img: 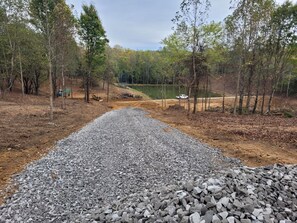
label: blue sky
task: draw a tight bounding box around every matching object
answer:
[66,0,296,50]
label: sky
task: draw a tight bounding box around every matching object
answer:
[66,0,296,50]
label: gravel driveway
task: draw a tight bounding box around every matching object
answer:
[0,108,236,222]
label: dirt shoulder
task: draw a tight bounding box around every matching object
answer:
[111,99,297,167]
[0,93,110,203]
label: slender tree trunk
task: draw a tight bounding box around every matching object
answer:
[222,72,226,113]
[267,78,279,114]
[86,71,90,103]
[164,83,167,109]
[193,82,198,114]
[238,79,245,115]
[233,70,241,115]
[193,88,197,113]
[208,80,211,110]
[252,78,260,114]
[71,76,73,99]
[201,84,205,112]
[267,89,274,114]
[7,37,15,92]
[161,84,164,109]
[204,75,208,111]
[106,79,110,103]
[239,96,244,114]
[261,80,266,115]
[18,47,24,96]
[187,86,192,115]
[286,74,291,97]
[178,80,181,106]
[61,64,66,109]
[49,60,54,121]
[9,52,14,92]
[245,68,254,113]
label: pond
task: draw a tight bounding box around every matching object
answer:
[128,85,220,99]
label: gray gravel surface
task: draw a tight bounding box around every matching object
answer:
[98,164,297,223]
[0,108,236,222]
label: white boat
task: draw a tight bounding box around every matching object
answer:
[176,94,188,99]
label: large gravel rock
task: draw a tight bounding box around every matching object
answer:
[93,164,297,223]
[0,108,236,222]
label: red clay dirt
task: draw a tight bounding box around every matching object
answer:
[1,85,297,204]
[0,92,110,203]
[111,97,297,167]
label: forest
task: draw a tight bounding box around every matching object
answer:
[0,0,296,118]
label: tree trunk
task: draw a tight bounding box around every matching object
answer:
[261,80,266,115]
[164,83,167,109]
[201,84,205,112]
[86,71,90,103]
[208,80,211,110]
[9,53,14,92]
[245,68,253,113]
[286,74,291,97]
[33,69,40,95]
[106,79,110,103]
[193,82,199,114]
[18,47,24,96]
[161,83,164,109]
[267,89,274,114]
[205,75,208,111]
[178,80,181,106]
[187,86,191,115]
[233,70,241,115]
[61,64,66,109]
[239,94,244,114]
[49,60,54,121]
[222,73,226,113]
[252,73,261,114]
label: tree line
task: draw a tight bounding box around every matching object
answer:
[109,0,297,115]
[1,0,296,118]
[0,0,109,120]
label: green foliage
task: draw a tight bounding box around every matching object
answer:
[271,1,297,47]
[29,0,62,35]
[284,111,295,118]
[79,4,108,69]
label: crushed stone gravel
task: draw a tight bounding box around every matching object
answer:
[0,108,237,222]
[95,164,297,223]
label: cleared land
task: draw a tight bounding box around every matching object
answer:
[0,93,110,203]
[0,108,237,222]
[0,84,297,203]
[111,96,297,167]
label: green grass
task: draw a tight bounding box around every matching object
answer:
[128,85,221,99]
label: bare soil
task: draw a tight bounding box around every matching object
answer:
[1,83,297,203]
[0,92,110,203]
[111,97,297,167]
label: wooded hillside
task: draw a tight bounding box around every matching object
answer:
[0,0,296,117]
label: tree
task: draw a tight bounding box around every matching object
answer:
[173,0,211,114]
[53,2,76,109]
[225,0,275,115]
[30,0,59,120]
[17,26,46,95]
[265,1,297,113]
[79,4,108,103]
[0,0,29,95]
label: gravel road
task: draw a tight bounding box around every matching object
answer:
[0,108,237,222]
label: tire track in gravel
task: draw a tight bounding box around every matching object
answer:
[0,108,238,222]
